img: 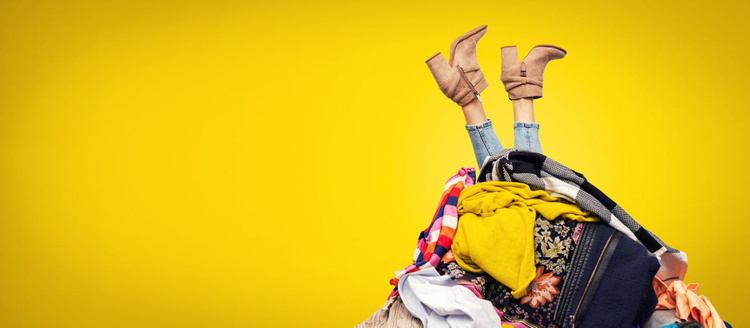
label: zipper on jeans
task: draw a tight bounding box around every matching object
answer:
[456,65,482,102]
[569,230,622,328]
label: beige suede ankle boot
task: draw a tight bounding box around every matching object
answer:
[426,25,489,107]
[500,45,566,100]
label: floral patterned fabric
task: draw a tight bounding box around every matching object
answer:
[438,214,581,328]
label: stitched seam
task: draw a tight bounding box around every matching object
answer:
[478,127,492,155]
[526,131,532,150]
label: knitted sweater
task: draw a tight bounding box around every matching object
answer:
[477,148,688,284]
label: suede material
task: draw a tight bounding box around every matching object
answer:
[426,25,488,107]
[500,45,566,100]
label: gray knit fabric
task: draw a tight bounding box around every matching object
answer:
[478,148,688,281]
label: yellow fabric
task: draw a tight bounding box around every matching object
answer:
[451,181,599,299]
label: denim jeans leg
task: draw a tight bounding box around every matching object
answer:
[513,122,542,154]
[465,119,504,168]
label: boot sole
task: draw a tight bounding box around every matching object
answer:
[532,44,567,55]
[502,44,568,56]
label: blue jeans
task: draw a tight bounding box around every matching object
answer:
[465,119,542,168]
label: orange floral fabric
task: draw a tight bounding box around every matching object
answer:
[652,277,725,328]
[520,266,561,308]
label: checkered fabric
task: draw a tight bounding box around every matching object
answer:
[477,148,688,282]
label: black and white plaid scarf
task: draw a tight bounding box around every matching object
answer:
[478,148,688,282]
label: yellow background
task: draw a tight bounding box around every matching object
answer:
[1,0,747,326]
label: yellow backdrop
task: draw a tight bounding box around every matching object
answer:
[1,0,747,327]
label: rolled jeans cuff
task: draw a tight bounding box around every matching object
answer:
[513,122,542,154]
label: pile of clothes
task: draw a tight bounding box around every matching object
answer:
[358,149,729,328]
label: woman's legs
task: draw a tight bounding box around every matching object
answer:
[512,98,542,154]
[464,97,542,168]
[463,99,504,168]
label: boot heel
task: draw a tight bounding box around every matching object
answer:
[501,46,519,73]
[426,52,452,95]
